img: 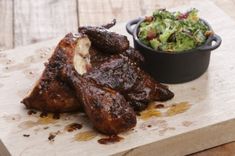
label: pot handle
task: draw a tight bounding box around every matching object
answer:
[197,34,222,51]
[126,18,142,35]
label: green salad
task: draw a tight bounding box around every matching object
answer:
[138,9,213,52]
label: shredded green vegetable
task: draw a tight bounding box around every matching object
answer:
[138,8,213,52]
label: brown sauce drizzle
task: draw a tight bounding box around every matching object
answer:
[18,121,38,129]
[48,134,56,141]
[48,131,61,142]
[135,112,141,116]
[52,113,60,119]
[98,135,124,145]
[155,104,164,109]
[23,134,30,137]
[139,107,161,120]
[37,114,56,125]
[166,102,190,116]
[40,112,60,120]
[27,110,37,115]
[65,123,82,132]
[74,131,97,141]
[40,112,48,118]
[139,101,191,120]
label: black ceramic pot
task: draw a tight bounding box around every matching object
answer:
[126,18,222,84]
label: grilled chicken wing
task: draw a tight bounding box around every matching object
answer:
[22,33,92,112]
[80,25,173,111]
[79,26,129,54]
[22,78,81,113]
[86,54,174,111]
[60,65,136,134]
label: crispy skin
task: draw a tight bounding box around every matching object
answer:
[79,26,129,54]
[21,35,83,113]
[22,79,81,113]
[86,54,174,111]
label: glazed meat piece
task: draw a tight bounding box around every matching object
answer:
[80,24,173,111]
[60,65,136,134]
[89,46,144,67]
[21,78,81,113]
[21,36,91,113]
[79,26,129,54]
[85,54,174,111]
[22,33,92,113]
[80,22,143,64]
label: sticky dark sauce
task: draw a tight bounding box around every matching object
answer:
[23,134,30,137]
[135,112,141,116]
[27,110,37,115]
[48,134,56,141]
[98,135,124,145]
[40,112,48,118]
[155,104,164,109]
[52,113,60,119]
[65,123,82,132]
[48,131,61,142]
[74,131,97,141]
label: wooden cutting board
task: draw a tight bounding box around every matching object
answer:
[1,1,235,155]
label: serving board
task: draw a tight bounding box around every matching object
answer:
[1,1,235,156]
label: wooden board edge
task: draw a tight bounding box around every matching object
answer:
[115,119,235,156]
[0,139,11,156]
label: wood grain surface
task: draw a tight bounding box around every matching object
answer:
[78,0,190,25]
[0,0,235,50]
[1,0,235,155]
[1,0,235,49]
[190,142,235,156]
[0,0,13,50]
[78,0,235,25]
[13,0,78,47]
